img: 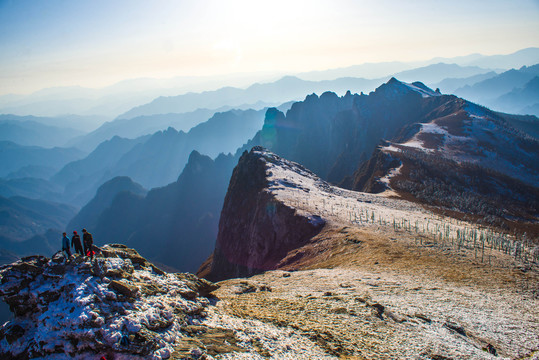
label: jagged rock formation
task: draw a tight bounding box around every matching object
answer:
[241,78,450,184]
[208,147,325,281]
[0,245,220,359]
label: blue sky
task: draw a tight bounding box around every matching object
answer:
[0,0,538,95]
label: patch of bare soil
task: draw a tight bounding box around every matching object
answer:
[433,110,468,136]
[213,223,539,359]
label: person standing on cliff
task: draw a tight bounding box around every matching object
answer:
[71,230,83,256]
[62,232,71,258]
[82,228,94,260]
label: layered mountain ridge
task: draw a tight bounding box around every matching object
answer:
[69,77,538,275]
[1,98,538,359]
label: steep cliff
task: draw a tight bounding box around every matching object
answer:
[208,147,325,281]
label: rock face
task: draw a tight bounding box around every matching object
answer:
[208,147,325,281]
[0,244,219,359]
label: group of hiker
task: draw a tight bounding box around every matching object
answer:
[61,228,94,259]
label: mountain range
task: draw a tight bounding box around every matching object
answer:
[68,78,538,274]
[0,196,76,255]
[0,55,538,269]
[51,108,265,206]
[0,141,85,178]
[454,64,539,115]
[69,151,236,273]
[0,63,538,359]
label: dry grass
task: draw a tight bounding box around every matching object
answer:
[274,223,538,292]
[212,222,538,359]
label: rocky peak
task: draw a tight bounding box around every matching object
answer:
[0,245,219,359]
[207,147,326,281]
[375,77,441,99]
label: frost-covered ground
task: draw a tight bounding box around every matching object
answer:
[262,150,537,264]
[380,102,539,187]
[0,247,211,359]
[215,267,538,360]
[0,245,351,359]
[202,149,538,359]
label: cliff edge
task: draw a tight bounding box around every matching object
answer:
[208,147,325,281]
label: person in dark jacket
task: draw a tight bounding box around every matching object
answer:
[62,232,71,257]
[82,228,94,260]
[71,230,83,256]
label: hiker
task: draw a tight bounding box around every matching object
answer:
[61,232,71,258]
[82,228,94,260]
[71,230,83,256]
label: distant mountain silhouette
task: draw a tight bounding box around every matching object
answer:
[52,108,265,205]
[521,103,539,118]
[0,196,76,249]
[430,47,539,69]
[454,64,539,106]
[5,165,57,180]
[0,114,105,133]
[394,63,494,85]
[118,76,383,119]
[0,177,62,201]
[68,108,217,153]
[49,135,148,206]
[0,141,85,178]
[296,48,539,82]
[495,76,539,116]
[107,108,264,189]
[462,47,539,69]
[0,117,83,148]
[52,136,148,188]
[66,176,147,233]
[72,151,237,272]
[431,72,498,94]
[0,229,62,260]
[0,73,277,118]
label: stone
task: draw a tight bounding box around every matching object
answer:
[443,321,467,337]
[175,273,219,297]
[108,280,139,298]
[415,313,432,323]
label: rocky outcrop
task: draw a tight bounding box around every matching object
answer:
[208,147,325,281]
[0,244,219,359]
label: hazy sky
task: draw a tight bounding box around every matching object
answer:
[1,0,538,95]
